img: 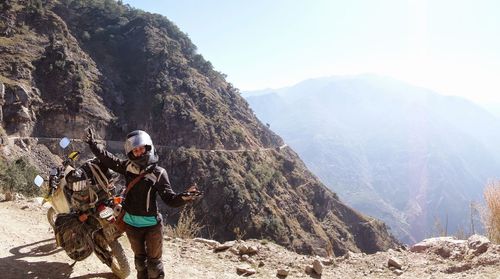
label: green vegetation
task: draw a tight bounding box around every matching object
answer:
[0,157,40,197]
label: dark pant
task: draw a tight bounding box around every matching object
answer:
[125,222,164,279]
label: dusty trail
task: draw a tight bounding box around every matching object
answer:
[1,199,500,279]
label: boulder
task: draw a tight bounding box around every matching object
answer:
[312,258,323,275]
[467,234,490,255]
[410,237,466,253]
[388,257,403,269]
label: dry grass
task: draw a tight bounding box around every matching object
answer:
[484,181,500,244]
[165,207,204,239]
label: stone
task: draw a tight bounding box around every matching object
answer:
[321,257,336,266]
[238,244,249,254]
[247,245,259,255]
[312,258,323,275]
[17,106,31,121]
[0,82,5,100]
[388,257,403,270]
[228,247,239,255]
[193,238,220,247]
[410,237,466,253]
[214,240,235,252]
[467,234,490,255]
[304,265,313,274]
[277,268,289,276]
[4,192,13,201]
[393,269,404,276]
[236,266,256,276]
[241,254,249,261]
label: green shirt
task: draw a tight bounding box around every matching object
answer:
[123,212,158,227]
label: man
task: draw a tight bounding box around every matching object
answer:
[86,129,200,279]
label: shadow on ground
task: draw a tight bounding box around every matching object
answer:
[0,238,117,278]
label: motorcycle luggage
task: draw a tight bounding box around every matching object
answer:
[54,213,93,261]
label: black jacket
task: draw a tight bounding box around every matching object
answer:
[88,141,186,217]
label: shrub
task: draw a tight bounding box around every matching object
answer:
[0,157,40,197]
[165,207,204,239]
[484,181,500,243]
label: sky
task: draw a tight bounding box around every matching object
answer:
[122,0,500,105]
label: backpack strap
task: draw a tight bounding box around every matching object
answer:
[123,172,147,197]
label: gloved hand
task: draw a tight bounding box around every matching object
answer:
[86,128,96,144]
[181,184,203,201]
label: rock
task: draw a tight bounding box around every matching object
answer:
[0,193,4,201]
[321,257,336,266]
[193,238,220,247]
[228,247,239,255]
[241,254,249,261]
[435,246,452,258]
[304,265,313,274]
[238,244,249,254]
[312,259,323,275]
[277,268,289,276]
[236,266,256,276]
[247,258,257,266]
[393,269,404,276]
[15,84,30,106]
[17,106,32,121]
[14,193,26,201]
[343,251,362,260]
[0,82,5,100]
[467,234,490,255]
[258,261,265,267]
[247,245,259,255]
[20,205,29,210]
[214,240,235,252]
[388,257,403,269]
[4,192,13,201]
[410,237,466,253]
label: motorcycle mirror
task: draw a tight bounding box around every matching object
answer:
[34,175,44,187]
[59,137,71,149]
[49,167,58,176]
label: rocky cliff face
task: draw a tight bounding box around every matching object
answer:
[0,0,398,256]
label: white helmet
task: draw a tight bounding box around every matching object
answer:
[124,130,158,168]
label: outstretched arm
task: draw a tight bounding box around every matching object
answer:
[155,168,186,208]
[86,129,127,175]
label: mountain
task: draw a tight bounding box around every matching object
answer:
[245,75,500,243]
[0,0,398,256]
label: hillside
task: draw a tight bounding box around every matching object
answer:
[1,198,499,278]
[245,75,500,243]
[0,0,397,256]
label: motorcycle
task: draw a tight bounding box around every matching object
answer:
[34,137,130,279]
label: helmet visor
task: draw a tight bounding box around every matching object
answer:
[124,132,153,155]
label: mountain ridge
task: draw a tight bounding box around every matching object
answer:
[0,0,397,256]
[245,75,499,243]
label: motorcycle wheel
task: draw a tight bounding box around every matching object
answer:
[47,207,57,229]
[109,239,130,279]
